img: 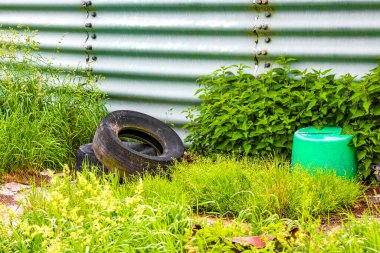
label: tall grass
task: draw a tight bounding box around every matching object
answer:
[0,28,107,172]
[133,156,362,219]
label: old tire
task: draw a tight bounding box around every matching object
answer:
[75,143,108,176]
[93,110,184,177]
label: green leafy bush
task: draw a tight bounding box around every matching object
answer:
[184,57,380,179]
[0,28,108,172]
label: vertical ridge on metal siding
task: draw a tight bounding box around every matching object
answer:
[267,0,380,76]
[88,0,259,133]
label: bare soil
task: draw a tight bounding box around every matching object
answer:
[0,170,51,186]
[0,194,18,206]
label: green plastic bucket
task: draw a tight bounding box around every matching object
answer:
[291,126,357,179]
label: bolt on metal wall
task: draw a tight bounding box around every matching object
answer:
[1,0,380,140]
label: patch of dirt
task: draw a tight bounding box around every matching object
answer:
[351,186,380,217]
[0,194,18,206]
[0,170,51,186]
[0,170,55,215]
[319,186,380,230]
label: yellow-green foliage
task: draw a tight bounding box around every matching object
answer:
[0,166,190,252]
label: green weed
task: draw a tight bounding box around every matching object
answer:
[129,156,362,219]
[0,28,107,173]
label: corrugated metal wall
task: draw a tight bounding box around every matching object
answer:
[268,0,380,76]
[1,0,380,139]
[0,0,88,70]
[87,0,260,139]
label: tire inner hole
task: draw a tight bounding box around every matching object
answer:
[118,128,163,156]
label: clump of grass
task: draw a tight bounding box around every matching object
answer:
[135,156,362,219]
[0,28,107,173]
[0,165,191,252]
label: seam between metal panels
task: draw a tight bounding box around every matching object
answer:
[252,13,260,74]
[254,0,272,73]
[82,0,97,72]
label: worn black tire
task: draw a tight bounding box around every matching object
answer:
[93,110,184,177]
[75,143,108,176]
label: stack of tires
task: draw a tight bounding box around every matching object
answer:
[75,110,184,178]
